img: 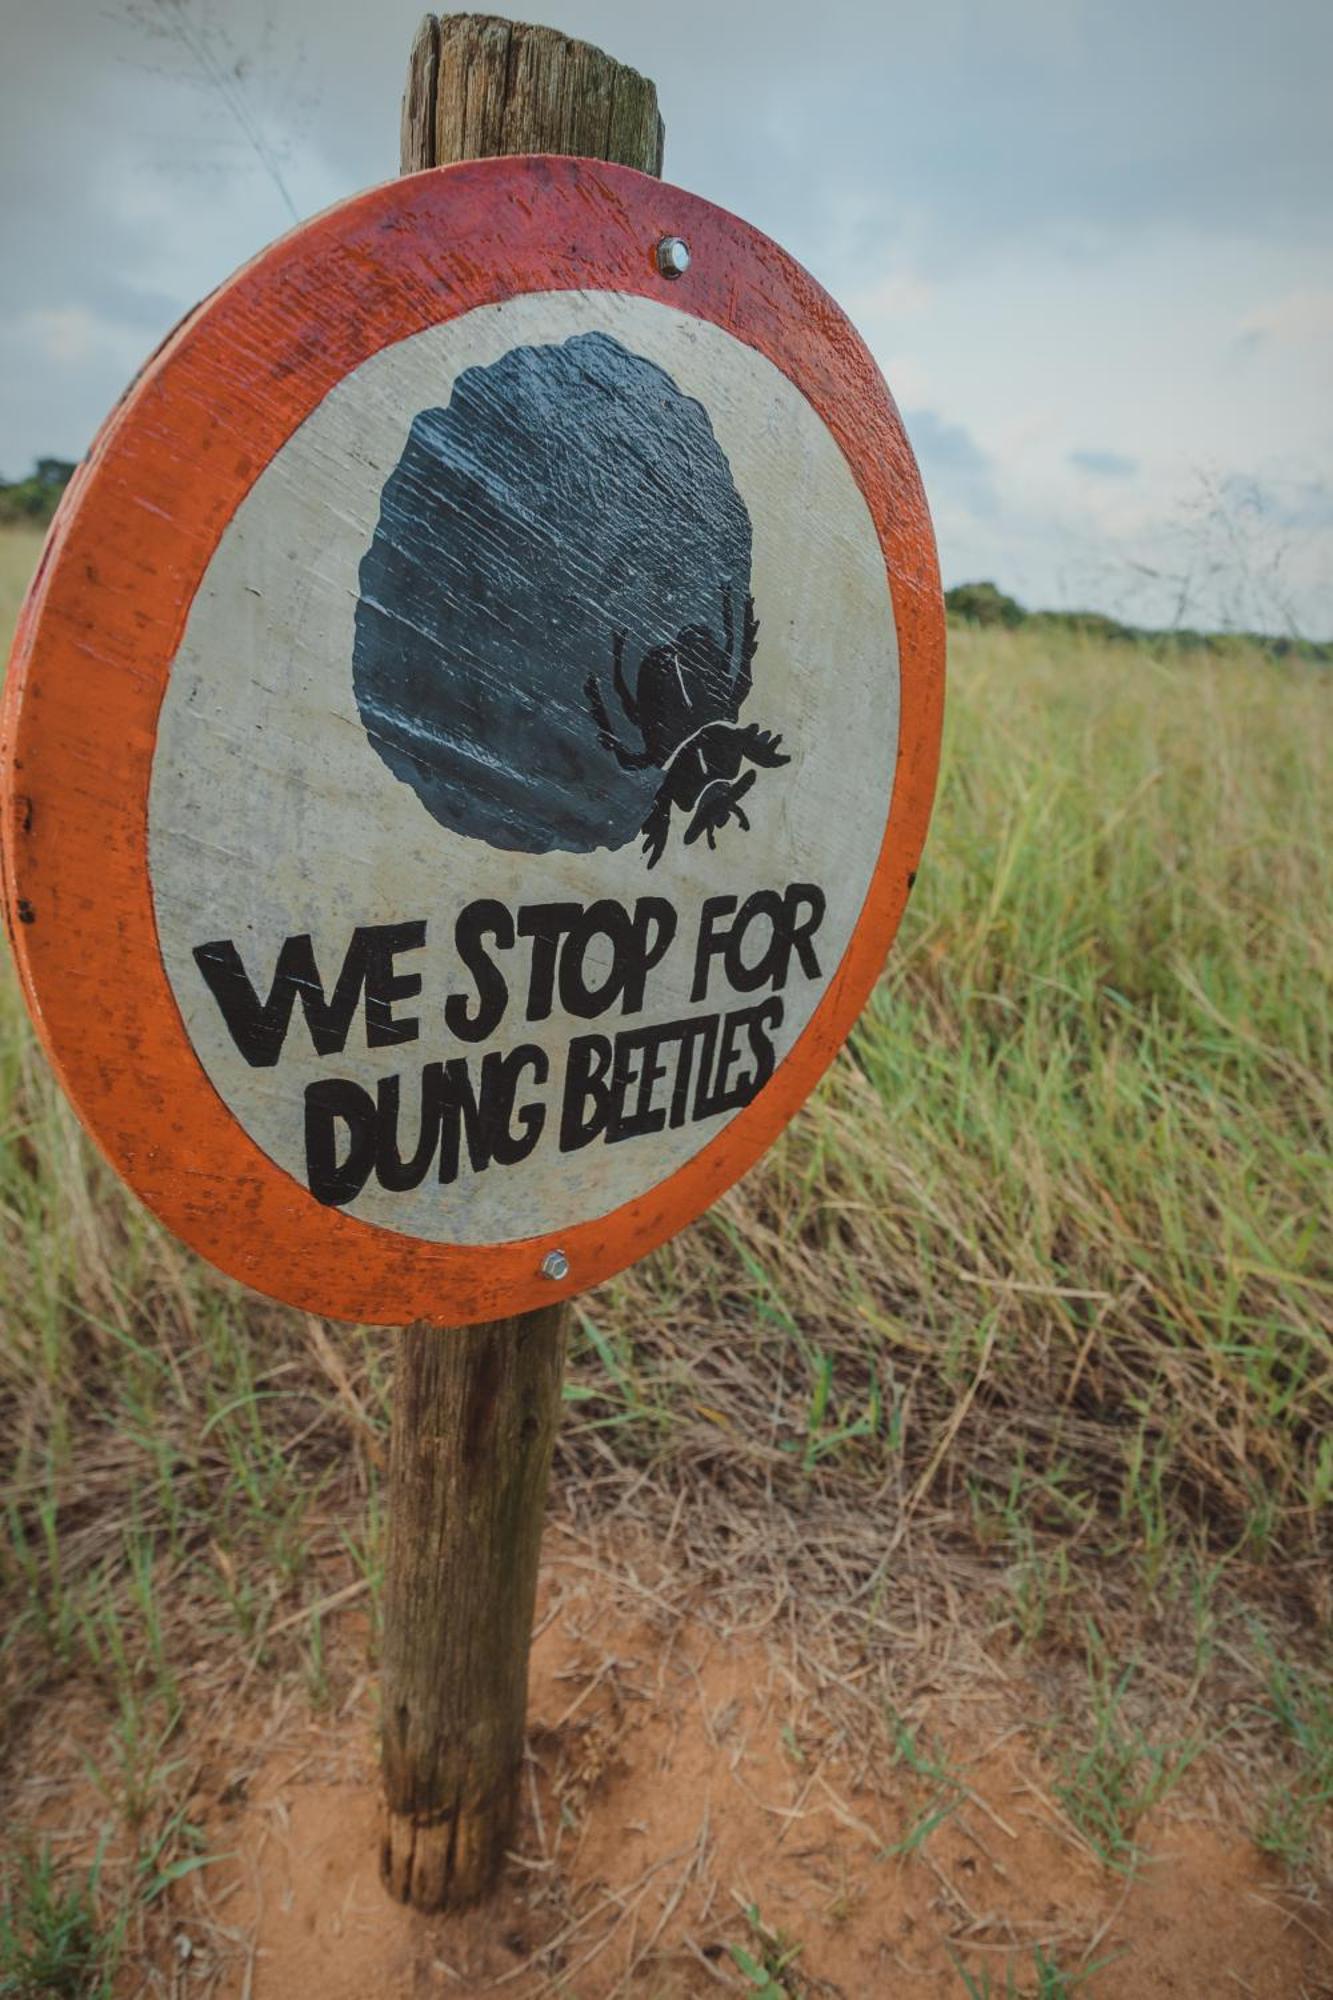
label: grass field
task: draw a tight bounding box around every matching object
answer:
[0,520,1329,1995]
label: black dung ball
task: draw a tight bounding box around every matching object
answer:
[353,330,753,856]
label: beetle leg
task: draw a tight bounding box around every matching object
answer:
[720,583,735,664]
[732,594,760,708]
[684,769,756,850]
[736,720,788,768]
[640,786,673,869]
[585,673,654,769]
[611,629,640,725]
[743,595,760,666]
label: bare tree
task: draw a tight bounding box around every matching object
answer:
[1072,467,1307,639]
[114,0,311,223]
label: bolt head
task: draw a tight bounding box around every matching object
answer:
[541,1249,570,1282]
[656,235,691,279]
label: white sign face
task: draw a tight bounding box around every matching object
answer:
[147,290,900,1247]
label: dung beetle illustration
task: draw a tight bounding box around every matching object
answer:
[584,585,790,868]
[354,329,791,862]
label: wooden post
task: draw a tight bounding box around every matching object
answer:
[379,15,664,1913]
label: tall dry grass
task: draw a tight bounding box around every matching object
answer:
[593,623,1331,1570]
[1,527,1330,1969]
[0,528,43,639]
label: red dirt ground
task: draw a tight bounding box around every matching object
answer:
[113,1541,1327,1999]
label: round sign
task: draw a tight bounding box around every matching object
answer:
[1,156,943,1325]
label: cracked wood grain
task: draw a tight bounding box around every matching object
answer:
[379,1305,569,1906]
[379,14,664,1912]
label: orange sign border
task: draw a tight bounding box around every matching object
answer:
[1,156,944,1326]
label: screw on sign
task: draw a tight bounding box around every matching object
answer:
[0,15,944,1913]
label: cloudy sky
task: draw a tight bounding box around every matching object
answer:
[4,0,1331,634]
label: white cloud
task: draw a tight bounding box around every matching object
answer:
[876,354,932,406]
[1239,288,1333,347]
[3,0,1330,635]
[844,272,936,321]
[13,306,145,369]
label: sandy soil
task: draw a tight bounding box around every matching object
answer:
[85,1542,1322,1999]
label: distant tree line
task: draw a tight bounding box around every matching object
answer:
[0,458,78,527]
[0,462,1324,660]
[946,580,1330,664]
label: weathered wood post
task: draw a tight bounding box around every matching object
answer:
[378,15,665,1912]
